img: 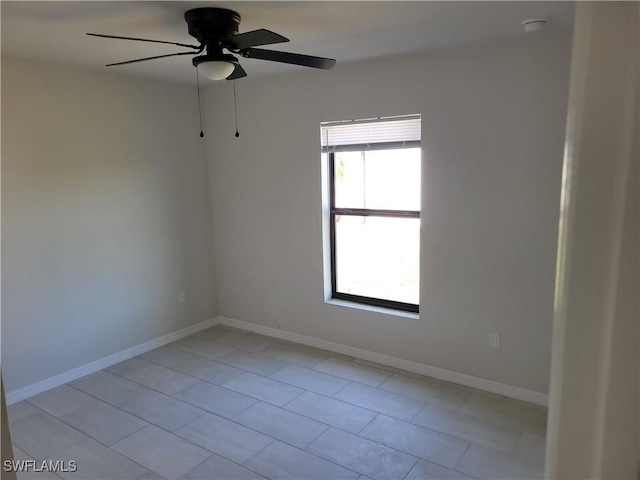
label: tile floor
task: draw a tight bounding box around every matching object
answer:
[7,325,547,480]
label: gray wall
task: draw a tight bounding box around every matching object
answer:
[1,32,571,397]
[1,56,217,392]
[204,35,571,394]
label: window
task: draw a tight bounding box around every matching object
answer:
[321,115,421,313]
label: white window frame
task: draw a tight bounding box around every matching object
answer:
[320,114,421,315]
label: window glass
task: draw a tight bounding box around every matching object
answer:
[334,216,420,305]
[323,114,421,313]
[334,149,421,211]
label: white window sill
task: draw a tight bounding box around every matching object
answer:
[326,298,420,320]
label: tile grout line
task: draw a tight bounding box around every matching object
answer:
[12,326,546,480]
[455,440,474,471]
[149,329,433,405]
[400,455,422,480]
[354,412,379,435]
[330,379,353,397]
[13,334,389,474]
[240,435,364,480]
[165,329,545,478]
[302,426,421,480]
[120,339,432,428]
[61,383,228,467]
[18,394,157,477]
[356,417,470,472]
[329,383,428,423]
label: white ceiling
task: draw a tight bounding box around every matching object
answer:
[1,1,574,85]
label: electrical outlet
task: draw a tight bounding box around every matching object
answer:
[178,291,186,304]
[488,332,501,349]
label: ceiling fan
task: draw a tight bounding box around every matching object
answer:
[87,7,337,81]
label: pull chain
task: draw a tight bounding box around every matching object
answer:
[233,80,240,138]
[196,67,204,138]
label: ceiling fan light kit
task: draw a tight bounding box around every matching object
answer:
[193,53,238,80]
[87,7,336,137]
[88,7,336,80]
[197,61,236,81]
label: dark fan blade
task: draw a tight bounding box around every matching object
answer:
[227,63,247,80]
[106,50,198,67]
[87,33,199,50]
[241,48,336,69]
[222,29,289,50]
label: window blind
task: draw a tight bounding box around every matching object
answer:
[321,114,421,152]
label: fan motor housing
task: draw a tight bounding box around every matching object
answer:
[184,8,241,46]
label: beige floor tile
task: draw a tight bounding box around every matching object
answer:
[60,400,148,445]
[106,357,154,377]
[135,471,164,479]
[123,364,200,395]
[217,350,288,376]
[351,359,425,379]
[172,381,256,418]
[244,441,359,480]
[233,402,327,448]
[459,393,547,427]
[223,372,304,406]
[120,390,205,431]
[7,401,39,423]
[12,332,545,480]
[27,385,94,417]
[182,454,266,479]
[112,425,211,479]
[360,415,470,469]
[140,345,203,369]
[314,358,392,387]
[256,343,328,368]
[412,404,520,451]
[202,329,273,353]
[168,335,235,359]
[515,432,546,460]
[270,364,350,396]
[11,412,89,460]
[48,438,148,479]
[307,427,418,480]
[284,391,377,434]
[503,397,548,418]
[405,459,474,480]
[12,447,62,480]
[141,346,246,385]
[334,383,425,421]
[269,338,356,362]
[175,412,273,463]
[378,374,471,410]
[71,371,151,407]
[459,393,548,438]
[456,432,545,479]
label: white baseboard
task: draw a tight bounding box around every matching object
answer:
[5,317,219,405]
[7,315,548,406]
[217,316,549,406]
